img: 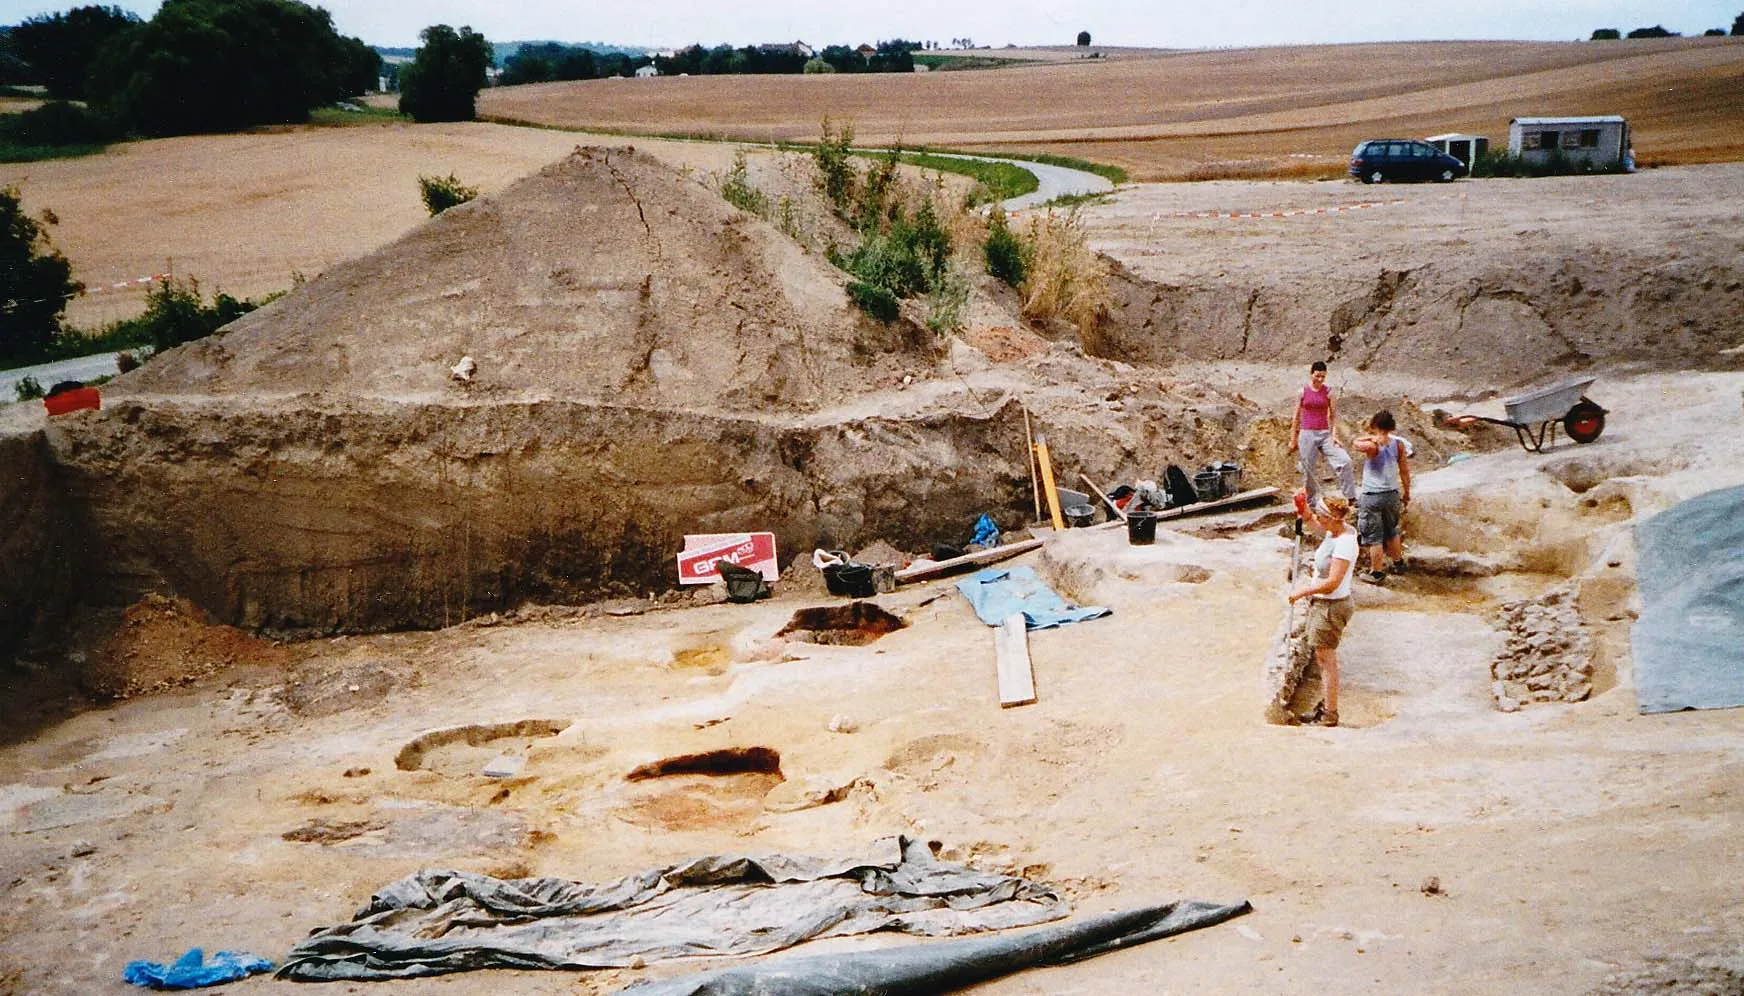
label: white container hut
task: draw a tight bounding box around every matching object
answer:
[1507,116,1630,168]
[1426,133,1489,167]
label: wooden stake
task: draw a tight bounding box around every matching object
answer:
[1079,473,1126,521]
[1033,434,1066,532]
[1022,405,1041,523]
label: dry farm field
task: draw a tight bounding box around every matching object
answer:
[481,37,1744,180]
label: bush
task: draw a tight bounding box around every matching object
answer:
[984,208,1028,286]
[802,57,835,74]
[813,117,856,215]
[1590,28,1621,40]
[1014,210,1109,335]
[418,173,478,215]
[0,100,118,146]
[718,150,768,216]
[14,375,45,401]
[98,277,260,353]
[845,279,899,323]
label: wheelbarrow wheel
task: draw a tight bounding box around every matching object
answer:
[1565,400,1606,444]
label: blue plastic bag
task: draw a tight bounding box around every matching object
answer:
[970,514,1000,548]
[123,948,273,990]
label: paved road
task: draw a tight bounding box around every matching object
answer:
[0,351,130,403]
[860,150,1115,212]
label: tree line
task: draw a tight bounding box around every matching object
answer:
[1590,11,1744,38]
[500,38,922,85]
[1,1,379,139]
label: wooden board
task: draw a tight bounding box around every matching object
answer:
[994,613,1036,707]
[1089,486,1280,530]
[894,538,1045,584]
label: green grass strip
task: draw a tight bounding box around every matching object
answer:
[0,141,107,163]
[870,150,1039,202]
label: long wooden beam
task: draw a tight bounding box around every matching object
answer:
[1089,486,1280,530]
[894,538,1045,584]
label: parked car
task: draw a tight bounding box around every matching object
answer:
[1348,139,1467,183]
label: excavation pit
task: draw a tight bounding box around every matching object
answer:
[774,603,908,646]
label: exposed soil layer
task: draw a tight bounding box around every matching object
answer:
[1083,166,1744,382]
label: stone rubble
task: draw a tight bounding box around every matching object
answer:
[1490,586,1593,711]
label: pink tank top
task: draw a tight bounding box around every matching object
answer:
[1299,384,1331,430]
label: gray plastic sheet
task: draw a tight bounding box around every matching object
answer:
[1632,483,1744,713]
[617,897,1253,995]
[277,837,1069,981]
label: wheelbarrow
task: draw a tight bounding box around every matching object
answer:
[1448,376,1607,452]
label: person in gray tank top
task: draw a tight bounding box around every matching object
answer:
[1354,410,1410,584]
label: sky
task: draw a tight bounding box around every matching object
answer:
[2,0,1739,50]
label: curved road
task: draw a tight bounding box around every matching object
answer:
[0,351,131,404]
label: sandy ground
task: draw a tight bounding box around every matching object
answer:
[2,366,1741,995]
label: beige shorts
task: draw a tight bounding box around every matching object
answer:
[1305,597,1354,649]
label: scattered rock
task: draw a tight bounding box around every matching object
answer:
[1420,875,1444,896]
[1490,586,1593,709]
[827,714,859,734]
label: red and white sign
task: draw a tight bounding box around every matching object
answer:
[676,532,779,585]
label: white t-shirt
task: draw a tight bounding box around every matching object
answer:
[1312,529,1359,600]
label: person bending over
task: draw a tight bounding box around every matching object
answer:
[1287,495,1357,728]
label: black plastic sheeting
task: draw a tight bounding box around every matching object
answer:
[617,897,1253,996]
[1633,482,1744,713]
[278,837,1070,982]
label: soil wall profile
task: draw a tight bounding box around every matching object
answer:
[45,398,1033,633]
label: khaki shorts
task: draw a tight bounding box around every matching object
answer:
[1305,597,1354,650]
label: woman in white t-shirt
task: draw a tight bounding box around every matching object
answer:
[1287,495,1357,727]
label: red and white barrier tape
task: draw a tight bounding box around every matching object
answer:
[84,273,173,296]
[1159,199,1405,220]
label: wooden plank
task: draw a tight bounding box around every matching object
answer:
[894,538,1045,584]
[994,613,1036,708]
[1079,473,1126,521]
[1034,434,1066,532]
[1023,405,1041,524]
[1089,486,1280,530]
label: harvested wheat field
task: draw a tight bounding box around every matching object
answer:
[3,46,1744,996]
[481,37,1744,179]
[0,123,745,328]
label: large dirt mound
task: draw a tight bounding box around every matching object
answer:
[127,147,930,410]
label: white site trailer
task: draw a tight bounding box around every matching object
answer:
[1507,116,1631,169]
[1426,133,1489,167]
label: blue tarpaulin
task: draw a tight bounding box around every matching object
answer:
[123,949,273,990]
[1632,483,1744,714]
[954,566,1111,630]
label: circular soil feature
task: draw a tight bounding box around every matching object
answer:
[775,603,907,646]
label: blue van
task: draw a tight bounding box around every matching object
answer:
[1348,139,1467,183]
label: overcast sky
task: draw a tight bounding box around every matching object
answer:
[3,0,1739,49]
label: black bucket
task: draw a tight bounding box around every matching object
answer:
[1126,510,1158,545]
[1193,470,1224,502]
[1063,502,1096,528]
[1217,462,1243,497]
[823,562,876,598]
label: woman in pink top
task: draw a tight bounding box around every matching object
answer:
[1288,361,1355,502]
